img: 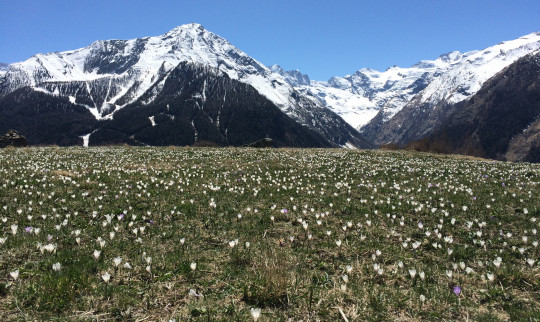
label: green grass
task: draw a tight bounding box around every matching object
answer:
[0,146,539,320]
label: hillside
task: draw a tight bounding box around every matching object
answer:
[412,51,540,162]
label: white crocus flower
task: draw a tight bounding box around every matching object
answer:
[250,308,261,321]
[113,257,122,267]
[10,270,19,280]
[52,262,61,272]
[102,272,111,283]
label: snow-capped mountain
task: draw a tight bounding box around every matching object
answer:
[413,33,540,108]
[414,50,540,162]
[3,24,539,151]
[269,65,311,86]
[1,23,296,120]
[0,24,370,148]
[289,32,540,140]
[290,53,461,129]
[362,32,540,145]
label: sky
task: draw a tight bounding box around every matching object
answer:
[1,0,540,80]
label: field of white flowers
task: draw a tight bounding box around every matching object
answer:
[0,147,538,320]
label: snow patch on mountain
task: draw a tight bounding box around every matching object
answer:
[80,130,97,147]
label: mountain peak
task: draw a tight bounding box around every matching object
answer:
[269,64,310,86]
[269,64,284,72]
[438,51,461,62]
[162,23,209,39]
[170,23,205,32]
[1,23,295,121]
[358,67,377,74]
[184,22,204,29]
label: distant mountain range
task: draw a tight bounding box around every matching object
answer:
[1,24,539,161]
[269,33,540,161]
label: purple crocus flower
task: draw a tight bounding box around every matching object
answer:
[453,286,461,296]
[25,226,33,233]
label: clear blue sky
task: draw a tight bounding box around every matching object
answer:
[1,0,539,80]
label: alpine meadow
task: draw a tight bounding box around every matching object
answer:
[2,1,540,320]
[0,146,539,320]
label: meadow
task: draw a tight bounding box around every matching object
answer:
[0,146,538,321]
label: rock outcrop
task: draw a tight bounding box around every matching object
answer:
[0,130,28,148]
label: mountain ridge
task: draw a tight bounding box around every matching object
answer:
[411,50,540,162]
[281,32,540,139]
[0,24,371,148]
[2,25,540,156]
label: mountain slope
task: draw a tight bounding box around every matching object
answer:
[0,63,336,147]
[412,50,540,162]
[92,62,335,147]
[360,32,540,145]
[0,24,370,148]
[282,32,540,143]
[0,87,99,146]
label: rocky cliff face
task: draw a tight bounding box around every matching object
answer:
[269,65,311,86]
